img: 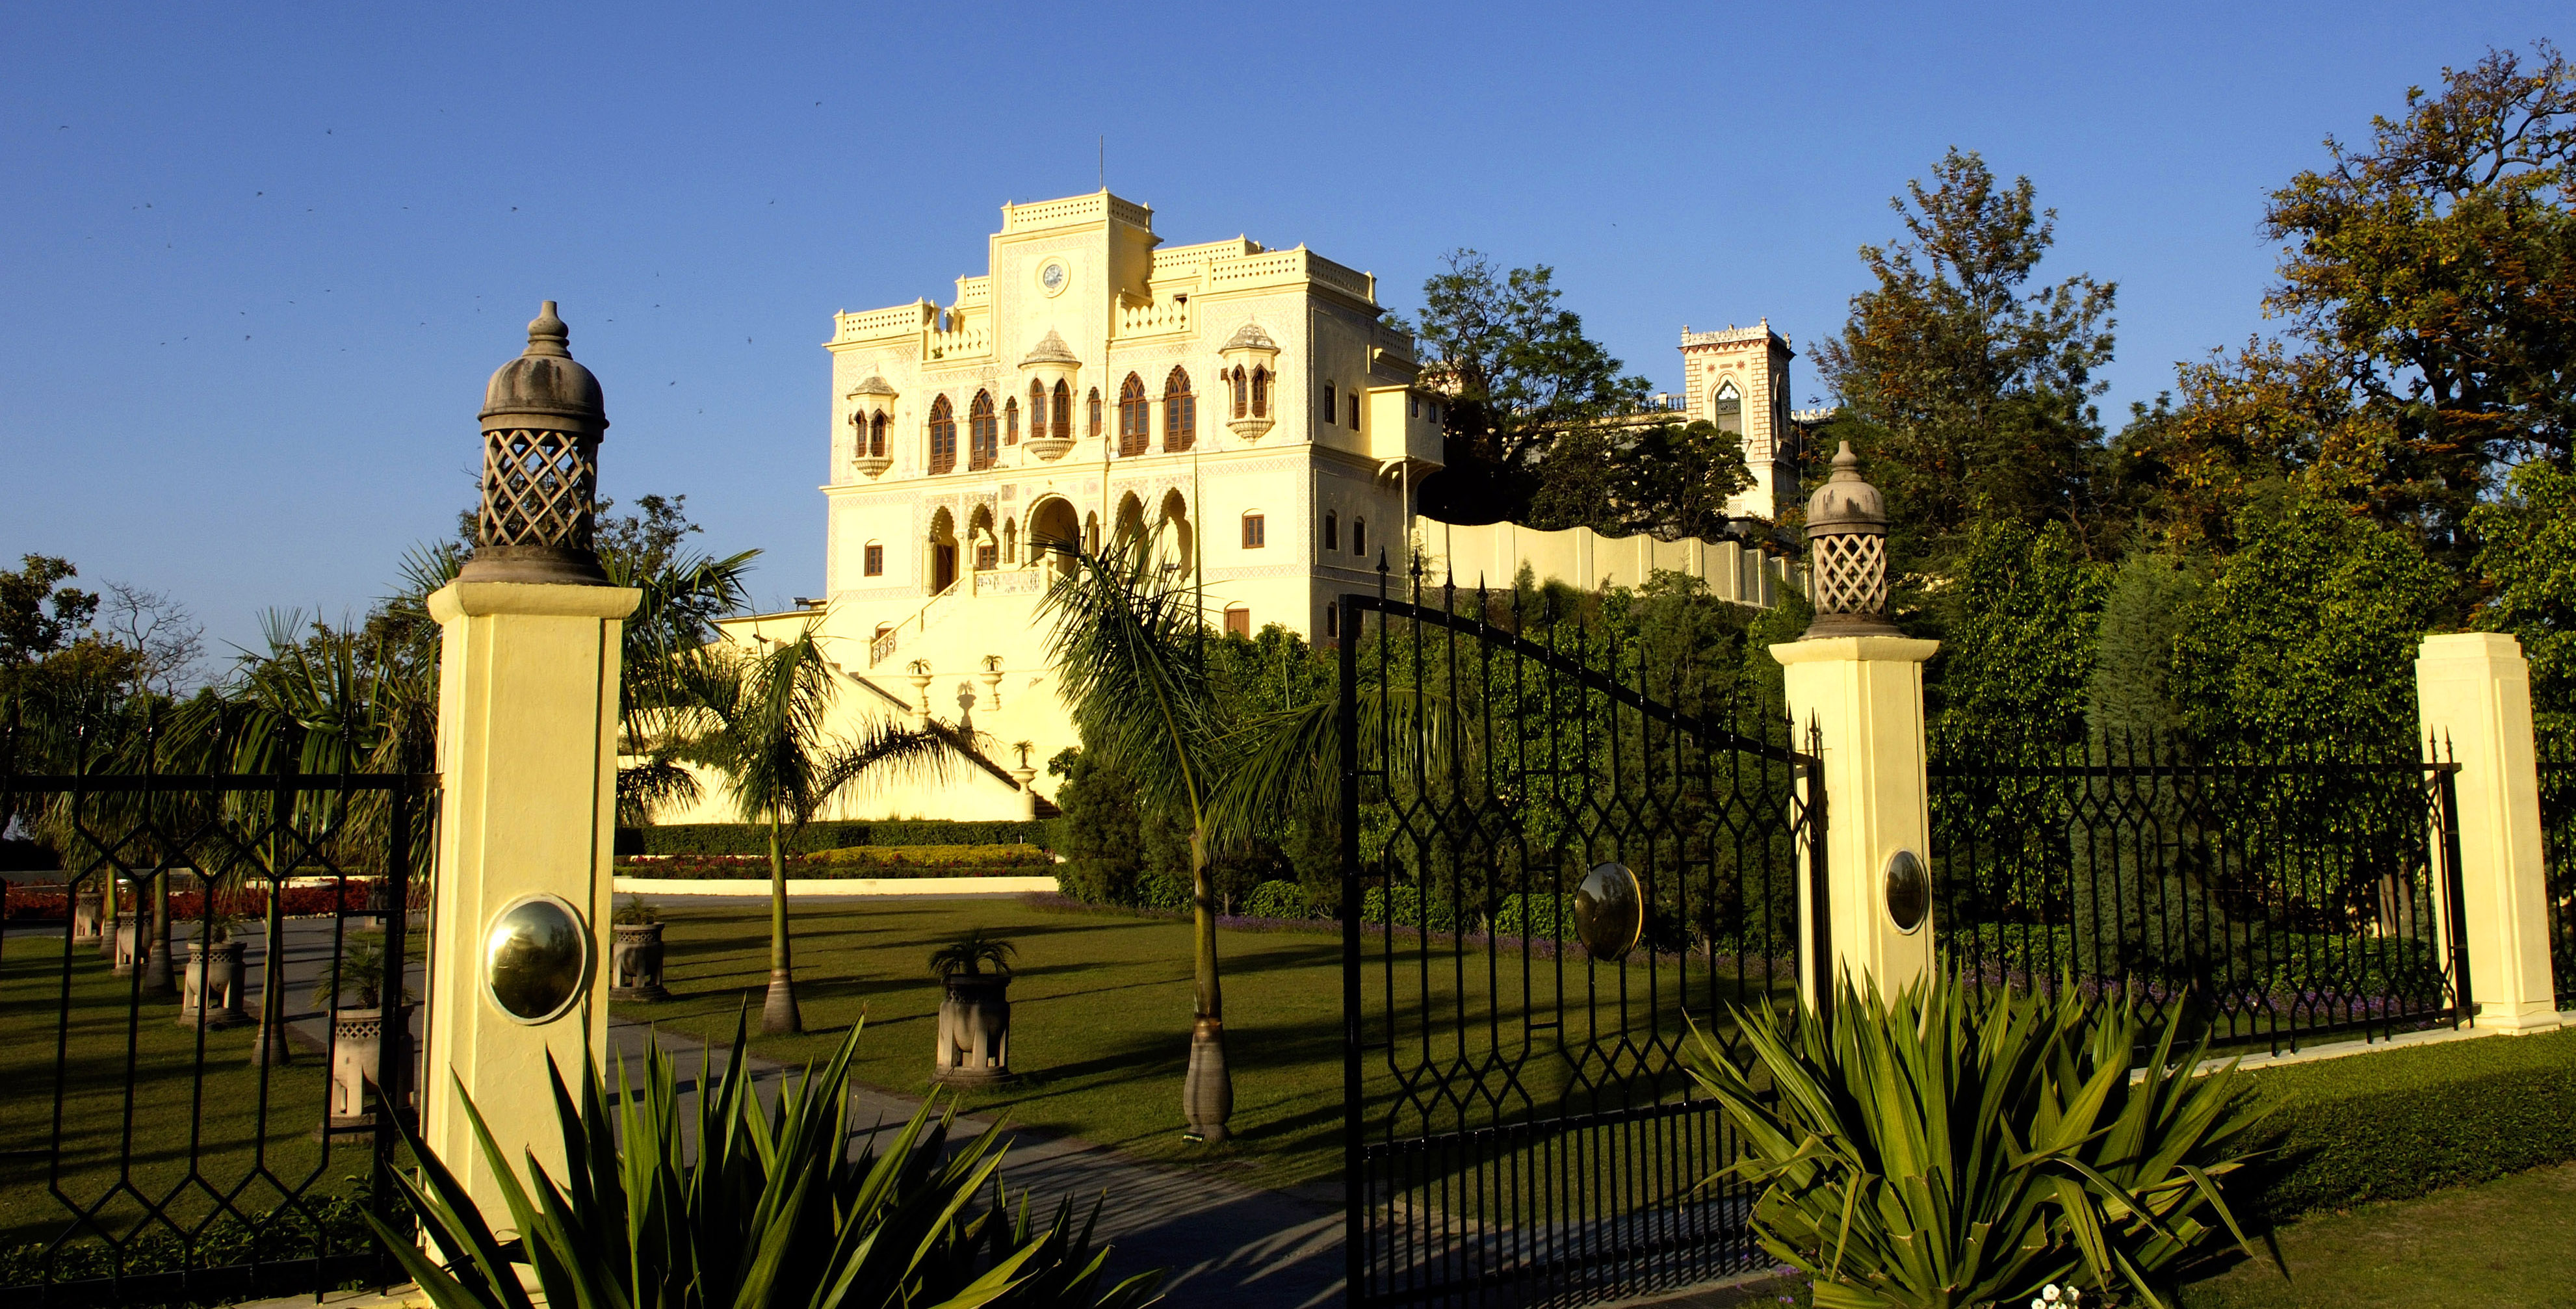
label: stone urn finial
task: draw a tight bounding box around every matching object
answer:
[1801,441,1900,639]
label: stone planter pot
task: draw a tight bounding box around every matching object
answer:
[609,922,670,1001]
[320,1003,416,1135]
[177,939,248,1028]
[932,973,1013,1085]
[72,889,103,945]
[112,914,143,976]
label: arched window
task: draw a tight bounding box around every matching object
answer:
[927,396,957,474]
[1087,387,1103,438]
[1353,516,1367,557]
[1241,512,1266,549]
[1229,366,1248,419]
[1223,604,1252,638]
[1713,380,1743,435]
[868,412,888,458]
[1322,382,1335,426]
[1028,381,1047,438]
[1323,510,1338,551]
[969,391,998,469]
[1252,367,1270,417]
[1052,380,1072,439]
[863,541,884,577]
[1164,367,1195,452]
[1348,391,1361,430]
[1117,374,1149,456]
[1004,396,1019,445]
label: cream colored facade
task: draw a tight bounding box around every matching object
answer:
[664,193,1799,823]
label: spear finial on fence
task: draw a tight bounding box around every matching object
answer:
[1801,441,1900,640]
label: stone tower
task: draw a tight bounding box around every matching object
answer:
[1678,320,1798,522]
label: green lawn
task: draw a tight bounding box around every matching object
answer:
[0,934,384,1252]
[624,895,1782,1194]
[2174,1161,2576,1309]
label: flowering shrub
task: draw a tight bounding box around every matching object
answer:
[1,879,408,922]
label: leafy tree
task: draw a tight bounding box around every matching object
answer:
[1526,419,1754,540]
[2469,458,2576,747]
[1925,521,2111,746]
[1,555,101,667]
[673,632,955,1033]
[1406,250,1652,522]
[1815,149,2118,564]
[2085,552,2205,740]
[2257,40,2575,544]
[2170,489,2455,752]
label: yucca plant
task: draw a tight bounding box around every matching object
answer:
[371,1013,1162,1309]
[1686,973,2270,1309]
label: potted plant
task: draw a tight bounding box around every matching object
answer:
[312,936,418,1135]
[609,896,671,1002]
[177,909,249,1029]
[72,883,103,946]
[928,928,1018,1085]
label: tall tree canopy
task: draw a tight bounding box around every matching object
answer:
[1407,250,1654,525]
[1816,148,2118,564]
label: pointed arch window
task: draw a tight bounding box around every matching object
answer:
[1713,380,1743,434]
[1251,367,1270,417]
[1323,510,1338,552]
[1117,374,1149,456]
[867,412,888,458]
[1004,396,1020,445]
[927,396,957,474]
[1229,366,1248,419]
[969,391,998,469]
[1353,516,1367,557]
[1164,367,1195,452]
[1052,380,1073,439]
[1028,381,1047,439]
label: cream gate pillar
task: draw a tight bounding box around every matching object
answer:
[424,303,640,1215]
[2415,633,2563,1033]
[1772,444,1939,1008]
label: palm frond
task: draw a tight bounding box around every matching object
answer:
[1036,525,1223,824]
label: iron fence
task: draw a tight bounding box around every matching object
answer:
[1928,729,2467,1053]
[0,768,436,1308]
[2539,742,2575,1012]
[1339,571,1824,1308]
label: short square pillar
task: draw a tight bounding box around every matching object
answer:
[424,580,638,1213]
[2415,632,2562,1033]
[1773,636,1941,1005]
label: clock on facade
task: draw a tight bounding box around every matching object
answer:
[1038,259,1069,296]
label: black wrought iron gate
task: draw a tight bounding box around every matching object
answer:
[1336,580,1824,1308]
[0,766,436,1308]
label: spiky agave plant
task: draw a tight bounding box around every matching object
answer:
[1686,973,2270,1309]
[372,1014,1162,1309]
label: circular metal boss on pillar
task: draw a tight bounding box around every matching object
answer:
[485,894,591,1023]
[1573,862,1643,962]
[1884,850,1929,935]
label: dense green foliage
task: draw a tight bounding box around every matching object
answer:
[382,1017,1162,1309]
[617,820,1056,856]
[1689,974,2263,1309]
[2239,1027,2576,1220]
[2469,458,2576,745]
[614,846,1057,879]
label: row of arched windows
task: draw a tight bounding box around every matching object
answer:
[904,369,1217,475]
[1227,366,1272,419]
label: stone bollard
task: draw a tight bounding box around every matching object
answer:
[177,939,249,1028]
[933,974,1014,1084]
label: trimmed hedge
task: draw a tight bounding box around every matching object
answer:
[617,820,1057,857]
[615,845,1057,880]
[2241,1025,2576,1219]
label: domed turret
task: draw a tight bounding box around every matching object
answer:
[458,302,611,586]
[1801,441,1899,638]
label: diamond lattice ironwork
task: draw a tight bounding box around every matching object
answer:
[478,427,599,551]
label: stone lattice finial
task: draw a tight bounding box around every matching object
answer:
[1801,441,1899,639]
[458,301,610,586]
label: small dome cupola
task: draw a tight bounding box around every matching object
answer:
[846,374,897,477]
[1017,330,1081,460]
[1219,320,1281,441]
[1801,441,1899,638]
[458,302,612,585]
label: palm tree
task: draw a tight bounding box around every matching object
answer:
[1037,523,1241,1141]
[673,630,956,1033]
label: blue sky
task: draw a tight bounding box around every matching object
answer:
[3,1,2564,661]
